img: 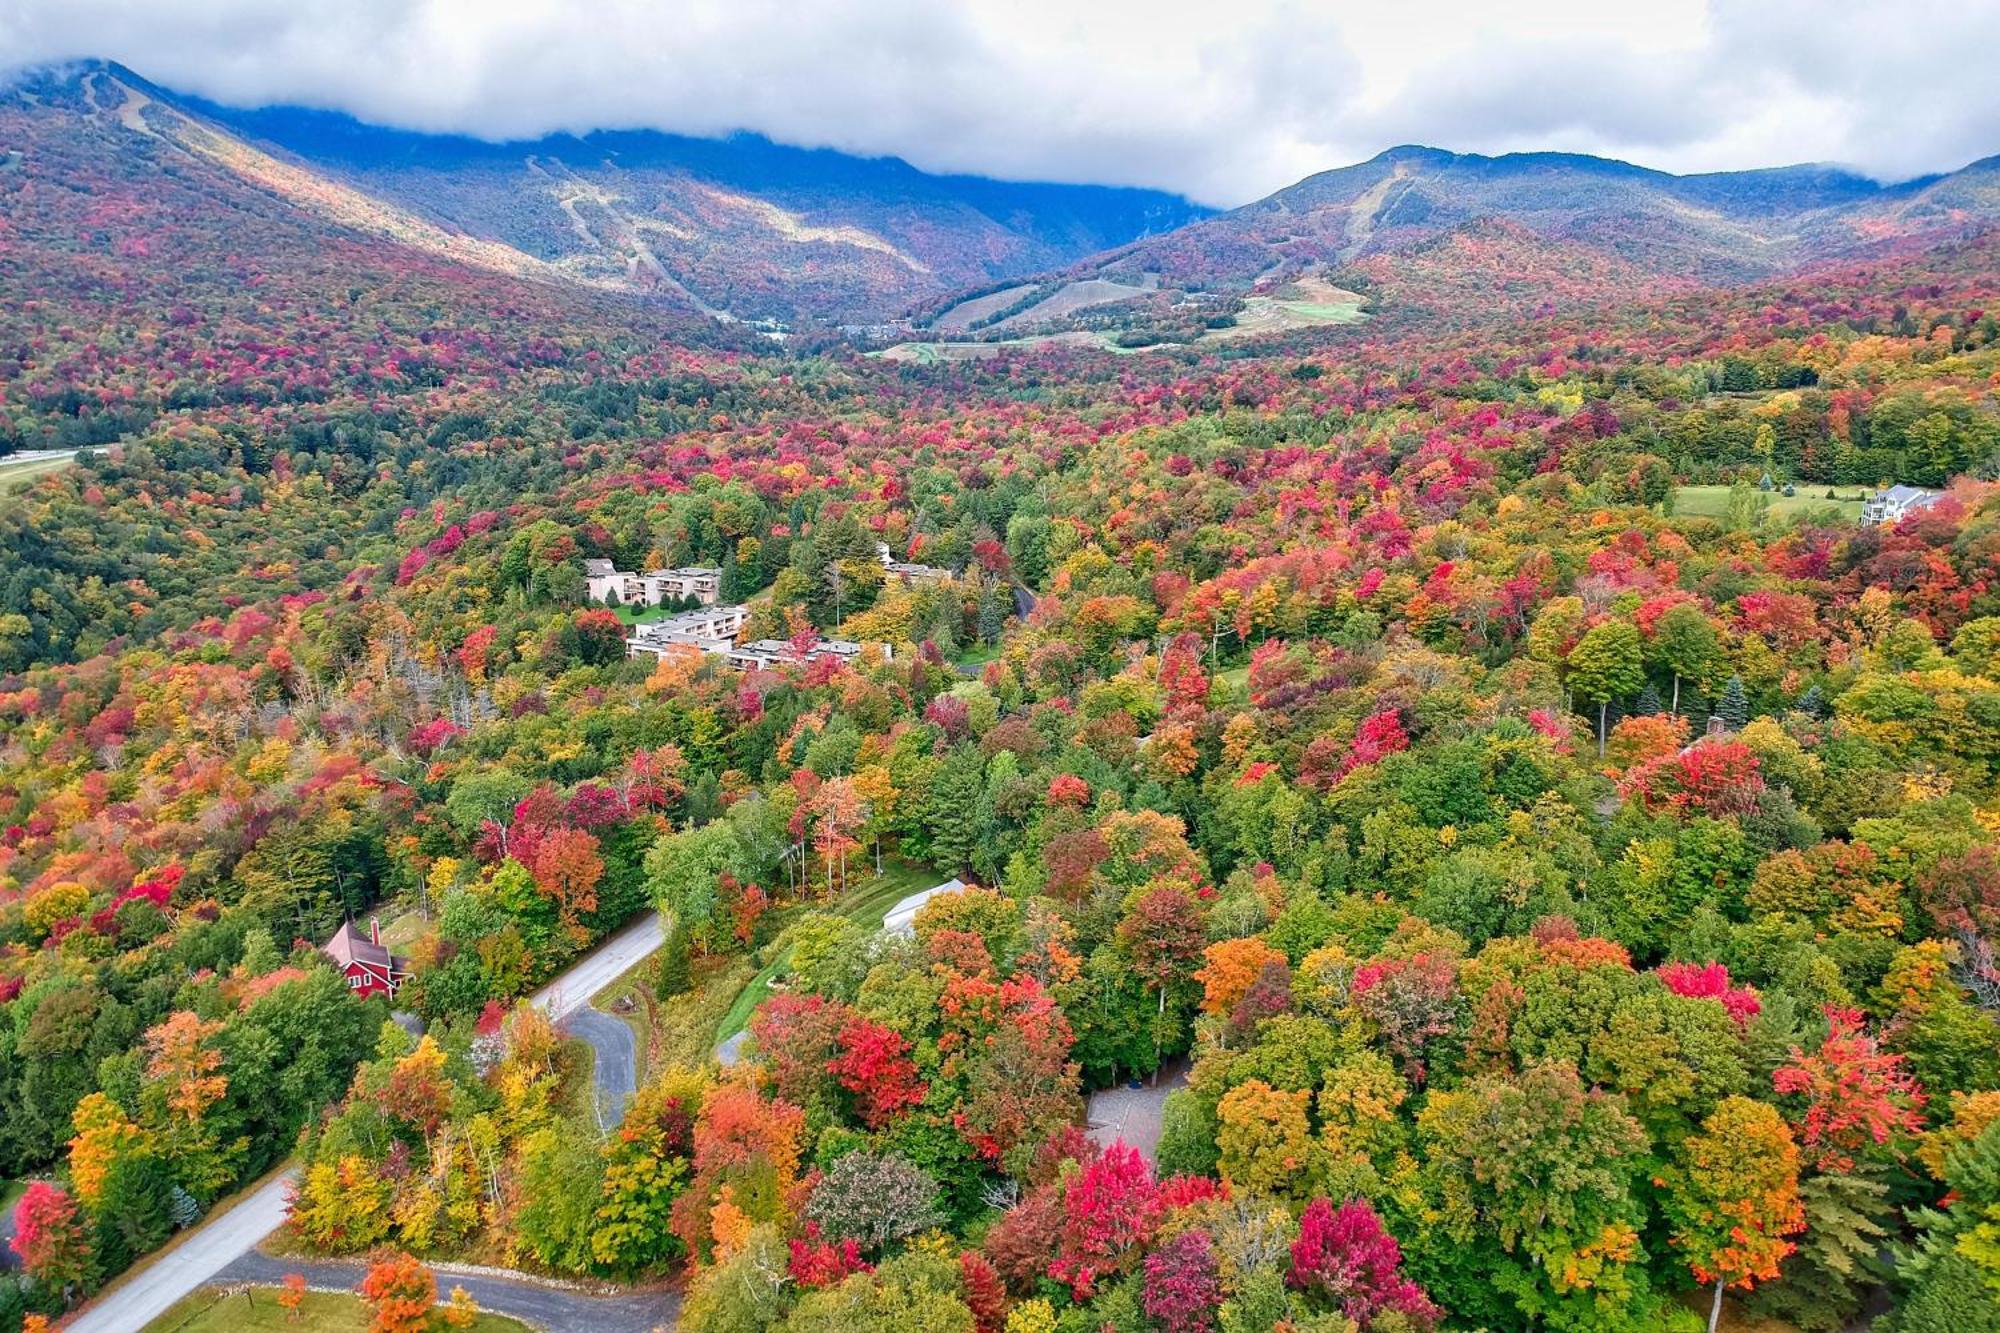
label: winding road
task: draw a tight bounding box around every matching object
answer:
[216,1252,678,1332]
[64,910,665,1333]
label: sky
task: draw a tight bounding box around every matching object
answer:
[4,0,2000,207]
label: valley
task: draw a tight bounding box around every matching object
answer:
[0,42,1998,1333]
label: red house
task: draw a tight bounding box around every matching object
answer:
[322,919,411,999]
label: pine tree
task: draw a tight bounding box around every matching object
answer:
[1718,674,1751,731]
[655,922,693,999]
[1795,684,1826,718]
[1746,1170,1892,1333]
[1634,684,1663,716]
[979,585,1007,646]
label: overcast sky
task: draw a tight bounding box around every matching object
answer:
[5,0,1999,206]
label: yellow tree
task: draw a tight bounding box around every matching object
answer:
[1661,1096,1806,1333]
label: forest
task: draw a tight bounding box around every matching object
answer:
[3,79,2000,1332]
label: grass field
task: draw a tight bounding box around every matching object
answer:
[0,453,75,496]
[148,1287,529,1332]
[713,856,941,1045]
[1672,484,1868,523]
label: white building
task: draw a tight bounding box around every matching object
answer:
[875,542,952,586]
[1860,485,1942,525]
[624,604,750,659]
[883,879,969,937]
[724,637,885,670]
[584,560,724,608]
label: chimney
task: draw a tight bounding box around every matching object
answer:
[370,917,381,946]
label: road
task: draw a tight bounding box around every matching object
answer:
[532,911,663,1021]
[66,1169,295,1333]
[216,1252,679,1333]
[567,1007,638,1130]
[66,910,665,1333]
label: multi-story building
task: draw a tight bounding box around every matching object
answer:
[623,604,750,659]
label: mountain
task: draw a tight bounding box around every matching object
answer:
[8,61,1205,325]
[910,145,2000,344]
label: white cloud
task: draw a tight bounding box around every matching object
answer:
[2,0,1996,206]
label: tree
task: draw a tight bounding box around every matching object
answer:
[1568,621,1645,757]
[656,920,694,999]
[1652,605,1721,718]
[442,1285,480,1329]
[1050,1140,1160,1300]
[10,1182,93,1298]
[1143,1227,1225,1333]
[1116,883,1207,1065]
[1195,937,1287,1017]
[1773,1008,1927,1172]
[1717,674,1751,731]
[1662,1097,1807,1333]
[829,1018,926,1129]
[1216,1080,1315,1195]
[1287,1197,1438,1330]
[277,1272,307,1323]
[360,1251,436,1333]
[803,1151,944,1253]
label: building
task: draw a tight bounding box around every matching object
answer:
[624,603,750,659]
[875,542,952,586]
[884,879,969,937]
[584,559,645,607]
[642,567,723,606]
[322,919,410,999]
[725,637,884,670]
[582,559,724,608]
[1861,485,1942,525]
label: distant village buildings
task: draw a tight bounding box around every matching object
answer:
[581,559,889,668]
[1860,485,1942,525]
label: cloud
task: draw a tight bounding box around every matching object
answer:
[2,0,1997,206]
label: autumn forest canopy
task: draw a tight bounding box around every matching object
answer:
[2,54,2000,1333]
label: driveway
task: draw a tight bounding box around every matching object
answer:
[65,1168,296,1333]
[1086,1058,1189,1163]
[533,912,663,1022]
[215,1252,680,1333]
[64,910,666,1332]
[568,1006,638,1131]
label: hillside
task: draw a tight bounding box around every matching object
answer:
[910,144,2000,346]
[7,61,1201,326]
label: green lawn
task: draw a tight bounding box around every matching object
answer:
[1671,484,1867,523]
[147,1287,530,1332]
[0,453,74,497]
[713,856,942,1045]
[1,1176,28,1220]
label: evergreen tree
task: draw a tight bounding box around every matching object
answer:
[1718,674,1751,731]
[1795,684,1827,718]
[655,921,693,1000]
[1634,684,1663,717]
[978,585,1006,646]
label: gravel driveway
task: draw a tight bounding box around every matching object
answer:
[1086,1057,1189,1163]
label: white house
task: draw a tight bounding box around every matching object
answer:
[1861,485,1942,525]
[584,559,646,606]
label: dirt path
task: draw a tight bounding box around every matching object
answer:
[1085,1057,1189,1163]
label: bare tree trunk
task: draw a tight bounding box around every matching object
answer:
[1598,701,1609,757]
[1672,673,1682,717]
[1708,1277,1725,1333]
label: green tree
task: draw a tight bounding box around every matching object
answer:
[1651,603,1720,717]
[1568,621,1645,757]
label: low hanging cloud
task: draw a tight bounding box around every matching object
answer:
[3,0,1998,206]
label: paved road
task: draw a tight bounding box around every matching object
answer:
[215,1253,680,1333]
[533,911,663,1022]
[66,1169,295,1333]
[66,911,665,1332]
[567,1007,638,1131]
